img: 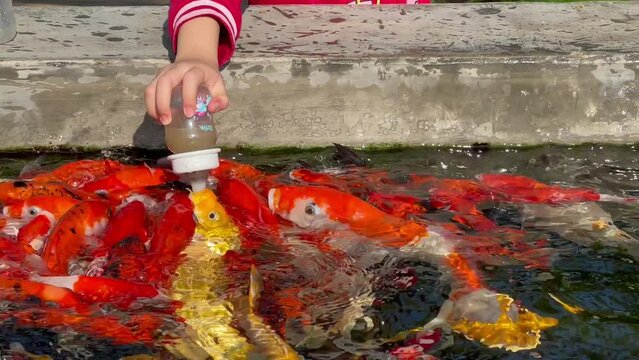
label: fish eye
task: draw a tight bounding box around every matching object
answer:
[305,203,319,215]
[27,207,40,217]
[208,212,218,221]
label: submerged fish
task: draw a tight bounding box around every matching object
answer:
[522,202,639,259]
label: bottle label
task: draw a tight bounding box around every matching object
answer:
[199,124,215,132]
[195,95,212,117]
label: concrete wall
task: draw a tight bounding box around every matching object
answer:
[1,3,638,149]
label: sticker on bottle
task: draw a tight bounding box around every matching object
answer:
[195,95,212,117]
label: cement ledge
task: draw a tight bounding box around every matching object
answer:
[1,3,638,149]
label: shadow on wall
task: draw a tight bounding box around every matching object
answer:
[133,19,174,148]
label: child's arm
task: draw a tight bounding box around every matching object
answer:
[145,0,244,125]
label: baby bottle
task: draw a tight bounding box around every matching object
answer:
[165,85,218,153]
[165,85,221,192]
[0,0,17,44]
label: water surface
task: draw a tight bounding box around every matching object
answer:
[0,144,638,360]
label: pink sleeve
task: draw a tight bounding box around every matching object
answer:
[169,0,243,67]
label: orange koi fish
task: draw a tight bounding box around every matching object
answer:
[211,159,265,183]
[33,275,167,310]
[367,192,428,219]
[0,236,37,271]
[85,200,150,277]
[147,193,195,256]
[217,177,282,245]
[26,159,129,187]
[102,184,186,207]
[114,193,195,287]
[100,200,147,250]
[288,167,391,198]
[477,173,601,204]
[268,185,485,295]
[40,200,111,275]
[81,165,179,195]
[0,180,94,203]
[288,168,349,192]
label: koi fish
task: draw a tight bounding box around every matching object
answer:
[168,188,252,359]
[216,177,283,250]
[288,167,390,199]
[86,200,150,279]
[477,173,602,204]
[268,185,558,352]
[31,274,166,311]
[81,166,179,195]
[211,159,264,183]
[3,195,80,220]
[40,200,111,275]
[268,185,426,248]
[117,192,195,288]
[366,192,428,219]
[26,159,129,187]
[16,214,53,253]
[169,189,300,360]
[232,265,300,360]
[0,275,89,311]
[522,202,639,259]
[0,180,94,203]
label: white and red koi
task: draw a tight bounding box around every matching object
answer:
[40,200,111,275]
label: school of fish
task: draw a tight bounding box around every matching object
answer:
[1,145,638,359]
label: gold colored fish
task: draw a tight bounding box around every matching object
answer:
[169,189,300,360]
[168,189,252,360]
[448,290,558,352]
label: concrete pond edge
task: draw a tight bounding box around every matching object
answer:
[1,3,638,150]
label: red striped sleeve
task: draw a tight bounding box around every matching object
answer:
[169,0,243,67]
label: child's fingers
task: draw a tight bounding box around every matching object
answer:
[144,79,158,121]
[206,74,229,113]
[155,71,183,125]
[144,65,175,122]
[181,68,205,118]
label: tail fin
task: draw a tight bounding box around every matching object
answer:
[332,143,368,167]
[249,264,263,311]
[236,265,300,360]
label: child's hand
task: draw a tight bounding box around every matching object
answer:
[144,17,227,125]
[145,59,228,125]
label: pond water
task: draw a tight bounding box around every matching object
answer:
[0,144,638,360]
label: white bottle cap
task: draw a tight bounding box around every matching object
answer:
[166,148,221,174]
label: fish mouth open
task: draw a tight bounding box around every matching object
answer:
[267,188,279,212]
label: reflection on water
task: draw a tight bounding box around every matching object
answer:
[0,144,638,359]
